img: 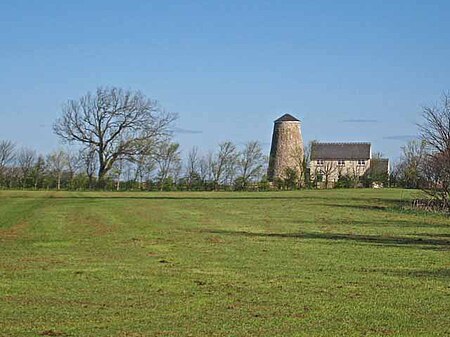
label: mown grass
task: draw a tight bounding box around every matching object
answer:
[0,189,448,336]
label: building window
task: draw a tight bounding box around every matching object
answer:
[357,160,366,166]
[317,159,324,166]
[337,160,345,166]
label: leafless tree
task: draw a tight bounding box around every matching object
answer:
[47,150,69,190]
[154,142,181,190]
[81,148,98,189]
[121,160,136,187]
[32,155,46,190]
[304,140,318,187]
[421,151,450,209]
[304,141,316,168]
[237,141,265,189]
[66,150,82,187]
[321,161,337,189]
[205,152,215,182]
[53,87,176,182]
[186,146,200,190]
[396,140,427,189]
[199,154,212,188]
[290,145,305,188]
[224,157,238,187]
[16,148,36,188]
[111,158,124,191]
[418,93,450,211]
[133,153,156,190]
[0,140,15,187]
[419,93,450,153]
[211,141,238,190]
[346,160,371,188]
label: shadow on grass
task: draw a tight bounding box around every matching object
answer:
[203,229,450,251]
[312,202,450,219]
[310,202,417,213]
[321,203,390,211]
[290,218,450,229]
[3,195,410,208]
[407,233,450,238]
[382,268,450,280]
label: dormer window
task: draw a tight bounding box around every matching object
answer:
[357,160,366,166]
[317,159,324,166]
[337,160,345,166]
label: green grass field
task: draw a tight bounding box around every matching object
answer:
[0,189,448,336]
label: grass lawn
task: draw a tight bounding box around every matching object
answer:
[0,189,448,336]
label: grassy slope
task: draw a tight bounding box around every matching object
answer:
[0,189,448,337]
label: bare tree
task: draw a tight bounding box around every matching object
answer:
[397,140,427,189]
[211,141,238,190]
[290,145,305,188]
[66,150,82,188]
[303,140,318,188]
[321,161,337,189]
[16,148,36,189]
[47,150,68,190]
[133,153,156,190]
[32,155,46,190]
[121,160,136,189]
[236,141,265,189]
[154,142,181,190]
[81,148,98,189]
[0,140,15,187]
[418,93,450,211]
[111,158,124,191]
[53,87,176,183]
[199,153,212,189]
[186,146,200,190]
[419,93,450,153]
[421,151,450,210]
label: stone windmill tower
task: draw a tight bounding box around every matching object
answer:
[267,114,304,181]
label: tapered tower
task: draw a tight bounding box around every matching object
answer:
[267,114,304,181]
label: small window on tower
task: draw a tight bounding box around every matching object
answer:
[338,160,345,166]
[317,159,324,166]
[358,160,366,166]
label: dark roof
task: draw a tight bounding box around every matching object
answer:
[311,142,371,160]
[370,158,389,175]
[275,114,300,123]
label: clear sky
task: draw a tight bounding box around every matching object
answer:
[1,0,450,161]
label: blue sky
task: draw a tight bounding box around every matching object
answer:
[1,1,450,160]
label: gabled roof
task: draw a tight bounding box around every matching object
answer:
[275,114,300,122]
[311,142,371,160]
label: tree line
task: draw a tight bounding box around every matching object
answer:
[1,87,449,209]
[0,139,269,191]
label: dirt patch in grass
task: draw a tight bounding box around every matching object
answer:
[0,221,29,241]
[208,236,224,244]
[39,330,66,336]
[67,212,113,237]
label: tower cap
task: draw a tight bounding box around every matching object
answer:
[275,114,300,123]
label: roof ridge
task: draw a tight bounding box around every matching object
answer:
[314,142,371,145]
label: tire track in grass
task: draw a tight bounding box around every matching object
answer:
[0,197,49,243]
[0,197,46,229]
